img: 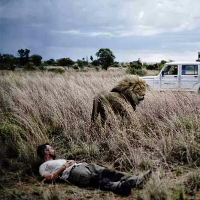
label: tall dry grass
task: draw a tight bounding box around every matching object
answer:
[0,69,200,174]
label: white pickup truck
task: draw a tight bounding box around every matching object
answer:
[142,61,200,92]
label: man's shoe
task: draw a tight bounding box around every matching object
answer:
[116,180,131,196]
[122,175,138,188]
[123,170,152,189]
[135,170,152,189]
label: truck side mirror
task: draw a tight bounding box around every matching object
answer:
[161,71,164,77]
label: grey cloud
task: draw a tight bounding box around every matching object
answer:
[0,0,200,61]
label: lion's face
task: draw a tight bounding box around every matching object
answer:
[111,75,146,104]
[132,82,146,102]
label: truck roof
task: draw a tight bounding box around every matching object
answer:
[166,61,200,65]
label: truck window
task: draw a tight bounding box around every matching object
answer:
[163,65,178,75]
[182,65,198,75]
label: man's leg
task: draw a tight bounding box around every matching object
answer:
[86,163,126,181]
[101,167,127,182]
[99,165,152,189]
[86,164,131,196]
[86,164,152,189]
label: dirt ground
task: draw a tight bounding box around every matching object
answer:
[0,177,140,200]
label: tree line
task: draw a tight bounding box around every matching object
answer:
[0,48,116,71]
[0,48,167,75]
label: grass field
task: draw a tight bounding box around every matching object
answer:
[1,68,200,199]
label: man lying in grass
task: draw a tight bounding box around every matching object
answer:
[37,143,152,196]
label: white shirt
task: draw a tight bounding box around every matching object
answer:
[39,159,82,180]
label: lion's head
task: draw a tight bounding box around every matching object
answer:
[111,75,146,103]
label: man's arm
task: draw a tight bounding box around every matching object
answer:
[43,160,75,181]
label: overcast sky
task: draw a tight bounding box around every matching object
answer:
[0,0,200,62]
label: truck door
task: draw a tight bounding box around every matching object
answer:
[180,64,198,90]
[161,65,179,89]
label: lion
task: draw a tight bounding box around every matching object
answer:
[91,75,146,125]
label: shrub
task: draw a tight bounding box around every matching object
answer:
[76,59,88,69]
[47,66,65,74]
[126,60,147,76]
[145,62,165,71]
[146,177,169,200]
[24,62,37,71]
[92,59,99,66]
[111,61,120,68]
[185,172,200,195]
[43,58,56,66]
[129,61,142,69]
[146,64,158,70]
[95,66,100,71]
[0,121,22,166]
[172,187,185,200]
[57,58,74,67]
[127,67,147,76]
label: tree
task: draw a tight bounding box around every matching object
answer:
[0,54,17,70]
[18,49,30,65]
[161,60,167,65]
[96,48,115,70]
[0,54,14,63]
[90,56,93,62]
[30,54,42,66]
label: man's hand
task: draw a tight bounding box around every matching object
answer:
[63,160,76,169]
[43,173,56,181]
[52,173,59,180]
[52,160,76,180]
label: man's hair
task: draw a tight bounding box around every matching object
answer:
[37,143,49,159]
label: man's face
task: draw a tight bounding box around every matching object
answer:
[45,145,56,158]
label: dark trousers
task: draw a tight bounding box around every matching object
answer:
[68,163,133,192]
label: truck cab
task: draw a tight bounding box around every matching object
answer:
[142,61,200,92]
